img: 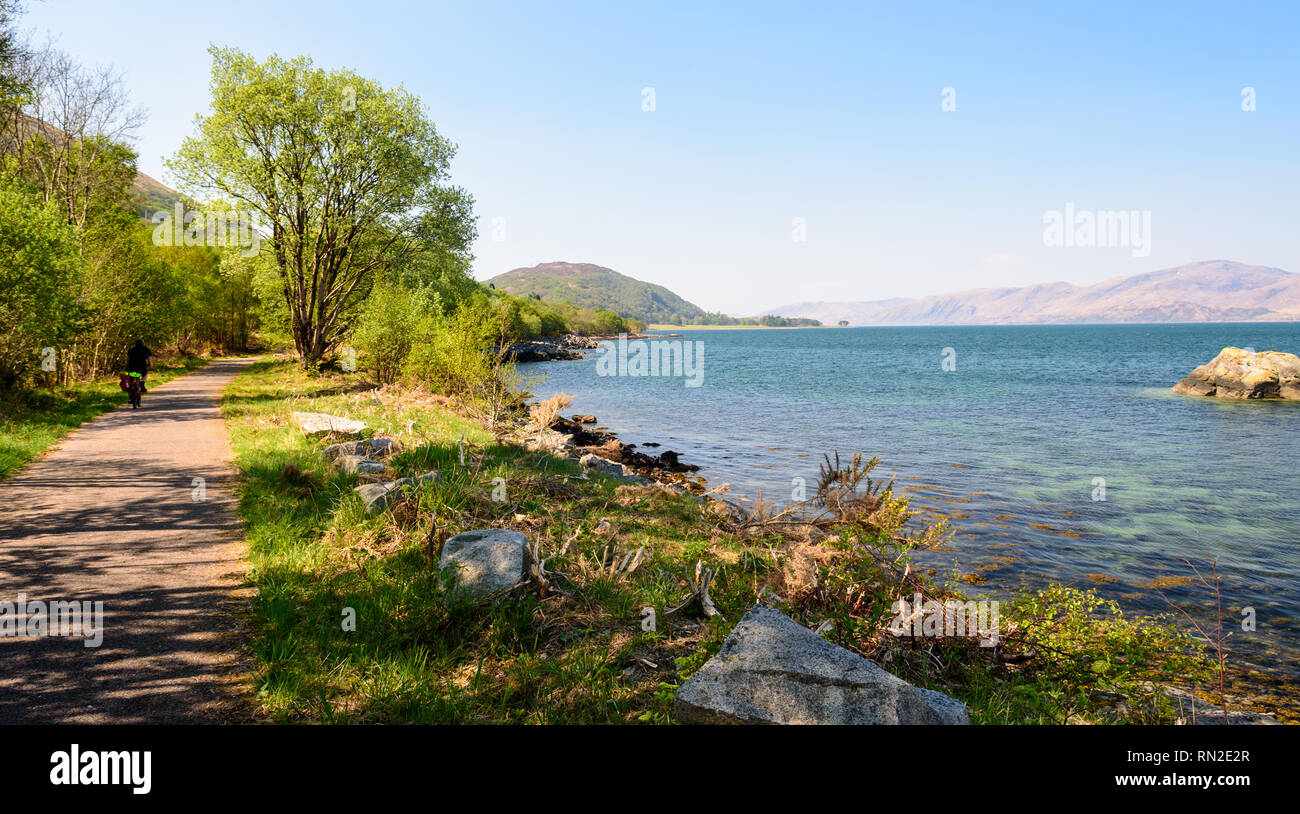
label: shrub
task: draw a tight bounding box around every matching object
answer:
[528,392,572,431]
[351,280,427,384]
[403,297,523,432]
[0,183,83,388]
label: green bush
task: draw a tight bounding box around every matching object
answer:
[350,280,428,384]
[0,183,84,387]
[405,296,515,391]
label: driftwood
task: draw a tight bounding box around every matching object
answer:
[666,560,722,618]
[522,535,557,598]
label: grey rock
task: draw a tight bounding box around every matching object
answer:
[505,339,582,362]
[439,529,528,596]
[354,471,438,514]
[337,454,387,475]
[578,454,649,484]
[292,411,366,436]
[324,437,398,460]
[366,437,398,457]
[522,429,574,455]
[557,334,600,351]
[660,483,706,503]
[674,604,969,725]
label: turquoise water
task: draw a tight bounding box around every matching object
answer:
[521,323,1300,678]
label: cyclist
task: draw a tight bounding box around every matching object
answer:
[126,339,152,392]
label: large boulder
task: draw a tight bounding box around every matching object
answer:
[354,471,438,513]
[675,604,969,725]
[292,411,366,436]
[1173,347,1300,400]
[438,529,528,596]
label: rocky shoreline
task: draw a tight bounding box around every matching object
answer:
[504,332,677,362]
[507,334,706,493]
[505,349,1295,723]
[515,411,708,495]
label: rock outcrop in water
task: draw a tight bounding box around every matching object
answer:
[504,334,600,362]
[1172,347,1300,400]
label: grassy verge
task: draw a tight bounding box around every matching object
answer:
[222,358,1224,724]
[0,355,213,480]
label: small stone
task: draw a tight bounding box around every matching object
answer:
[354,471,438,514]
[323,437,398,460]
[578,453,649,483]
[438,529,528,596]
[323,440,362,460]
[337,455,387,475]
[523,429,574,455]
[366,437,398,458]
[674,604,969,725]
[292,411,366,436]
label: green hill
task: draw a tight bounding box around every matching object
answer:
[488,262,708,324]
[131,171,188,218]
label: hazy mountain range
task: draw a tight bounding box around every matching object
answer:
[762,261,1300,325]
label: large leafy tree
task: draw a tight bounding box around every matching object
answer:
[171,47,476,368]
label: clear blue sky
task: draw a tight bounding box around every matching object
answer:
[25,0,1300,314]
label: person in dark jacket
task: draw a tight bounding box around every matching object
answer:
[126,339,152,392]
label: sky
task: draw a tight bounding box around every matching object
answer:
[22,0,1300,315]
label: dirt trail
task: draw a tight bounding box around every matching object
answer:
[0,358,257,723]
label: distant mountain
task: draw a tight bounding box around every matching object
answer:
[764,261,1300,325]
[5,112,187,218]
[489,262,708,324]
[131,170,187,215]
[131,171,187,218]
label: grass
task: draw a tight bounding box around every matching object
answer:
[221,358,1231,725]
[0,355,213,481]
[222,358,754,723]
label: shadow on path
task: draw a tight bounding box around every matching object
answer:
[0,357,259,724]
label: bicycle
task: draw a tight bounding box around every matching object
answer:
[120,371,145,409]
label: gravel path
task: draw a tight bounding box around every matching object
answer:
[0,358,257,723]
